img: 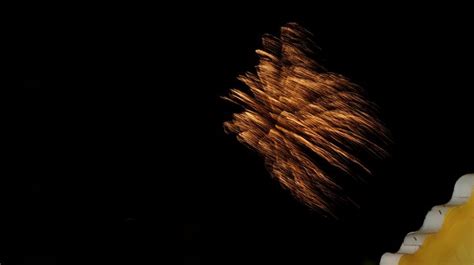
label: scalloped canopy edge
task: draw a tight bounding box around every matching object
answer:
[380,173,474,265]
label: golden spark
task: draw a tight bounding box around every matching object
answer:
[223,23,389,213]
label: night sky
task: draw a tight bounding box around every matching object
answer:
[9,5,474,265]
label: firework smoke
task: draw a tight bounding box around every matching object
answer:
[223,23,388,213]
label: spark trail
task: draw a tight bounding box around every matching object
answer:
[223,23,388,213]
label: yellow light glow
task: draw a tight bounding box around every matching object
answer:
[399,187,474,265]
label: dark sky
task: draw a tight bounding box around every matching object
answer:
[9,5,474,265]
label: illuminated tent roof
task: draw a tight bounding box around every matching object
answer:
[380,173,474,265]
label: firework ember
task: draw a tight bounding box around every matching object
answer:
[223,23,388,213]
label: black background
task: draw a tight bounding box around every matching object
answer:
[8,5,474,265]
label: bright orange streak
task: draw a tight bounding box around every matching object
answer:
[223,23,389,213]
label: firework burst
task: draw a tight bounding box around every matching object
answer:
[223,23,388,213]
